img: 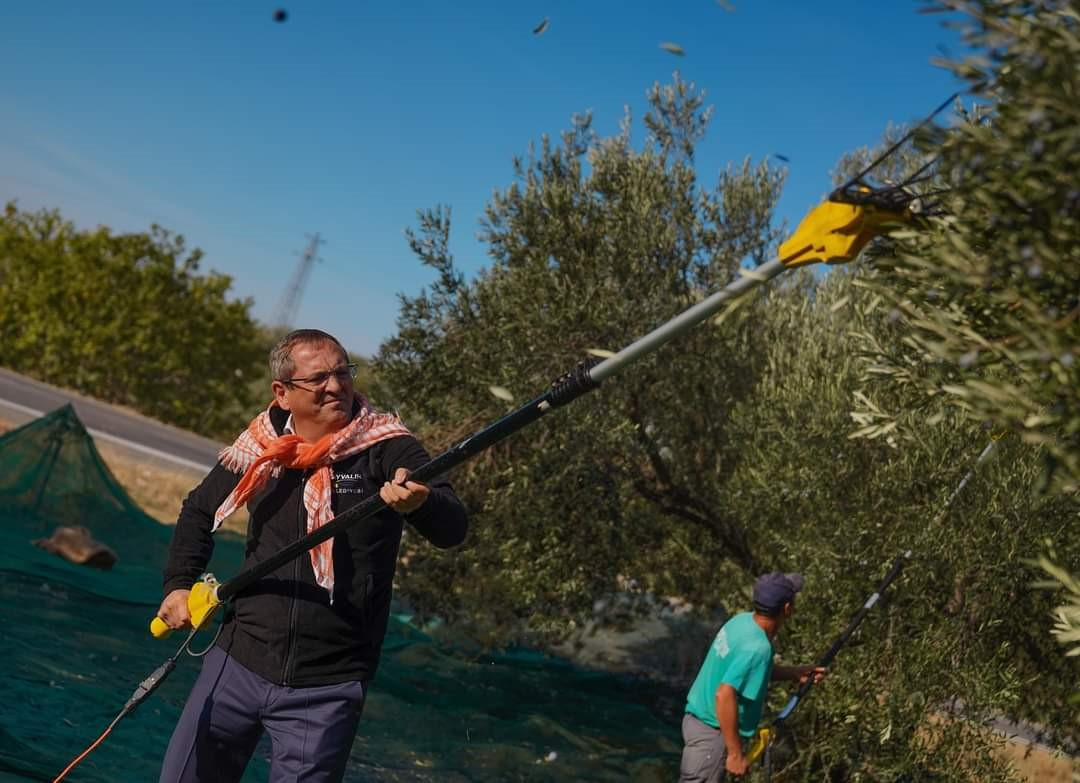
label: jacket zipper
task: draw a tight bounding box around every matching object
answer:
[281,471,305,684]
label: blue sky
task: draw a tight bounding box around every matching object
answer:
[1,1,965,356]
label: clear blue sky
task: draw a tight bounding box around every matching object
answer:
[1,1,965,356]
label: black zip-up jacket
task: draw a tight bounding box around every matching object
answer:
[162,405,467,686]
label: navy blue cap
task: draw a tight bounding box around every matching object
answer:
[752,572,804,614]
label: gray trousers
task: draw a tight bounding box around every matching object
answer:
[680,712,729,783]
[159,645,367,783]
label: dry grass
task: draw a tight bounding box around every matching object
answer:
[94,441,249,533]
[908,689,1077,782]
[95,440,205,524]
[998,739,1078,783]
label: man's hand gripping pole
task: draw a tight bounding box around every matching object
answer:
[149,574,222,638]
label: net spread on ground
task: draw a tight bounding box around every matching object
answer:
[0,406,678,782]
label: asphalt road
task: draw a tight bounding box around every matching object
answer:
[0,366,223,471]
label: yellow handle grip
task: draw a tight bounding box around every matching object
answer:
[150,616,173,638]
[746,727,773,764]
[149,576,221,639]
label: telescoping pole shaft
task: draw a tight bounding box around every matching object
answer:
[775,550,911,724]
[774,438,1001,722]
[588,259,786,384]
[217,259,787,602]
[216,92,948,603]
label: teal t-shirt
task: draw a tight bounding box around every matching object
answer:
[685,612,774,738]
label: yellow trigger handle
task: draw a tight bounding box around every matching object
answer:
[150,575,222,638]
[745,726,773,764]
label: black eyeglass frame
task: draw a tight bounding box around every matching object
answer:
[279,363,359,389]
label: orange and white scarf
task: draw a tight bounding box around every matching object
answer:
[214,398,411,597]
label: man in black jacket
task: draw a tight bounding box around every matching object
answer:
[156,329,468,783]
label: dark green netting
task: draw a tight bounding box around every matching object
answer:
[1,407,681,781]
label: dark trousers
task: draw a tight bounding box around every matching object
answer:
[159,645,367,783]
[680,712,729,783]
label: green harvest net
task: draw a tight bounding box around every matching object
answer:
[0,406,682,782]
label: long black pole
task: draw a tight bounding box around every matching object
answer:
[218,259,789,602]
[773,550,911,726]
[760,438,1002,777]
[769,437,1000,725]
[760,552,910,781]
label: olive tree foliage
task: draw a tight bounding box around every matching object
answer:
[0,203,265,439]
[851,0,1079,487]
[372,70,1076,777]
[846,0,1080,702]
[1034,541,1080,663]
[731,270,1077,780]
[373,75,787,639]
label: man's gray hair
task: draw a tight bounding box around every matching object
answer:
[269,329,347,381]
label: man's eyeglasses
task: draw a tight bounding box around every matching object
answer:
[280,363,358,389]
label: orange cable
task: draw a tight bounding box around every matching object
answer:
[52,714,122,783]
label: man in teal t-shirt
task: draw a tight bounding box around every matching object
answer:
[680,572,826,781]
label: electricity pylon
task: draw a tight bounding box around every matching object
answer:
[272,233,325,329]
